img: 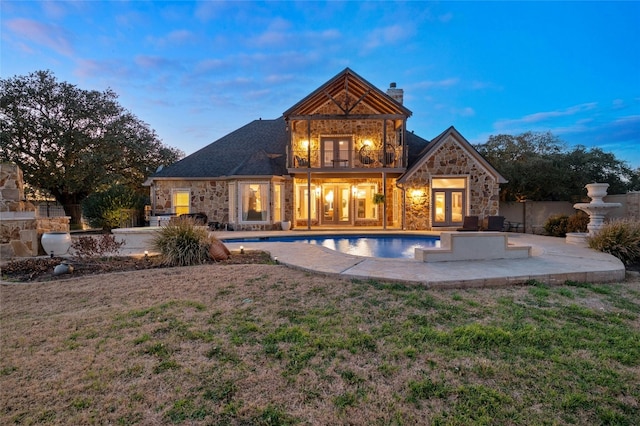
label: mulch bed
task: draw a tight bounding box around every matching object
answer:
[1,250,272,283]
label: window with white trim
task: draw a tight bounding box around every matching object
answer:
[355,184,378,220]
[229,183,236,224]
[172,189,190,216]
[294,184,318,220]
[240,182,269,222]
[274,183,283,222]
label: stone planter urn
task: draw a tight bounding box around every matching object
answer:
[568,183,621,245]
[585,182,610,204]
[41,232,72,257]
[281,221,291,231]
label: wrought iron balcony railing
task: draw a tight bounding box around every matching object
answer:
[289,145,405,169]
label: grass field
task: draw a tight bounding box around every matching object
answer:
[1,264,639,425]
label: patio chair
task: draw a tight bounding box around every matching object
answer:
[456,215,479,231]
[359,146,375,166]
[484,215,505,231]
[295,155,309,167]
[378,143,396,166]
[179,212,208,225]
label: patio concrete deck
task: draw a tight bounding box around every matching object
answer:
[215,230,626,289]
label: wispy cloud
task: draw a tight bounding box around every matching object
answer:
[455,107,475,117]
[5,18,74,56]
[495,102,598,129]
[148,29,197,47]
[487,101,640,165]
[134,55,183,71]
[470,80,503,91]
[363,24,415,50]
[250,17,292,47]
[411,78,460,90]
[75,58,137,81]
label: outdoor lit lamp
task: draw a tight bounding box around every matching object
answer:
[411,189,424,200]
[240,245,244,254]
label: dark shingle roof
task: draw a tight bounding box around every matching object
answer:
[405,131,432,166]
[153,118,288,178]
[152,116,435,180]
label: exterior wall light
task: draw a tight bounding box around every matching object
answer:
[411,189,424,200]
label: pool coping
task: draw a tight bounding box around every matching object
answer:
[218,230,627,289]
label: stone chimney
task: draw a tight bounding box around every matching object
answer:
[386,82,404,105]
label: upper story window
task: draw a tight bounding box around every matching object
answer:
[322,137,351,168]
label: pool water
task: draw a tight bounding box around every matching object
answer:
[224,235,440,258]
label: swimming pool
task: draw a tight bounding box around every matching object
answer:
[223,234,440,258]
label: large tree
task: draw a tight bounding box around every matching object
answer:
[0,70,182,224]
[475,132,636,202]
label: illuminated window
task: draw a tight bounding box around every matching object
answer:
[274,183,283,222]
[240,183,268,222]
[355,184,378,220]
[172,190,190,216]
[294,184,318,220]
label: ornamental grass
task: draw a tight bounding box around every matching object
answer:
[588,218,640,265]
[152,217,211,266]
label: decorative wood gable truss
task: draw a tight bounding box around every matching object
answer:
[284,68,412,120]
[284,68,413,171]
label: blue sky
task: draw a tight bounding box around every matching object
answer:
[3,1,640,168]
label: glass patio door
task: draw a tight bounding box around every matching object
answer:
[433,190,465,227]
[322,184,350,224]
[322,137,351,168]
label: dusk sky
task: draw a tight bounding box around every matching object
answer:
[3,1,640,168]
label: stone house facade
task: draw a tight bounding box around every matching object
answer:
[147,68,506,231]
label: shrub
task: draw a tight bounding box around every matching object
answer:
[152,218,211,266]
[82,184,146,230]
[544,214,569,237]
[71,234,125,260]
[588,219,640,265]
[567,211,589,233]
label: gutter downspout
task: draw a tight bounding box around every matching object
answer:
[396,181,406,230]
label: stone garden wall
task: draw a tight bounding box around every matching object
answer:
[0,163,70,258]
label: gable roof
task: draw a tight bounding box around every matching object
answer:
[404,131,432,166]
[152,118,287,179]
[398,126,507,184]
[283,68,412,118]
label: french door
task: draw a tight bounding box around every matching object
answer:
[322,184,351,224]
[432,189,465,227]
[322,137,351,168]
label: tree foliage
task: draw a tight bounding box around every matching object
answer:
[82,184,147,230]
[0,70,182,224]
[475,132,638,202]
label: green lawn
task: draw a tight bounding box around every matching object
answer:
[1,265,639,425]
